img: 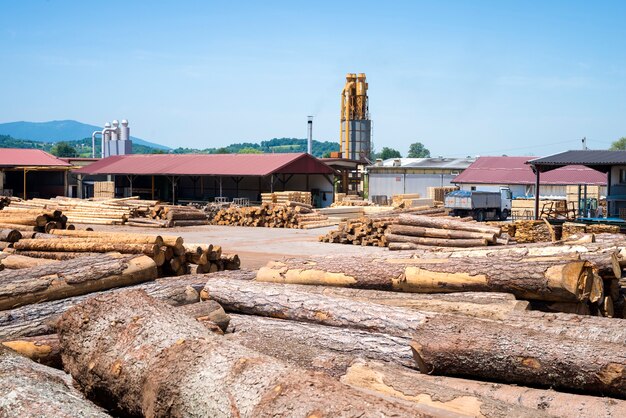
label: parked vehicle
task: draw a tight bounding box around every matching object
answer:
[444,188,512,221]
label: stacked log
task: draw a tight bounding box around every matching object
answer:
[562,222,621,239]
[213,202,332,229]
[319,207,449,246]
[184,243,240,274]
[7,197,131,225]
[386,214,503,248]
[513,220,558,243]
[0,206,69,233]
[134,204,209,228]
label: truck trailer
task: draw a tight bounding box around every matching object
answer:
[444,188,512,221]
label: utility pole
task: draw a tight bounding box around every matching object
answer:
[582,137,587,150]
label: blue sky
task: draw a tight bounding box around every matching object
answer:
[1,1,625,156]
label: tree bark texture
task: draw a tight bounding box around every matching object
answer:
[0,275,207,340]
[0,254,157,310]
[13,239,159,255]
[256,255,593,302]
[57,290,451,418]
[227,313,415,375]
[203,279,626,397]
[0,254,58,269]
[342,361,626,418]
[0,346,110,417]
[0,228,22,242]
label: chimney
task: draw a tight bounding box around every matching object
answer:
[307,116,313,155]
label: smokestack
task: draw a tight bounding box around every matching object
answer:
[307,116,313,155]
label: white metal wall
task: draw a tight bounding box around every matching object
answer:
[368,173,457,199]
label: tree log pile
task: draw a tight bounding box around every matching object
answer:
[319,208,452,246]
[562,222,621,239]
[512,220,560,243]
[6,197,134,225]
[1,227,239,277]
[212,202,334,229]
[128,203,209,228]
[3,266,626,416]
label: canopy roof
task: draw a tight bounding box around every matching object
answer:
[73,153,336,176]
[0,148,71,168]
[453,156,606,185]
[528,150,626,173]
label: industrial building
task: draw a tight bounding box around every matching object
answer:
[339,73,371,161]
[73,153,337,206]
[366,157,476,200]
[0,148,72,198]
[453,156,607,198]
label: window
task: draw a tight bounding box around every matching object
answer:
[620,169,626,184]
[471,186,476,191]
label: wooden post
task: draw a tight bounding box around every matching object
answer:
[270,174,274,193]
[151,175,155,200]
[200,176,204,198]
[219,176,223,197]
[583,184,588,217]
[23,168,27,200]
[534,168,540,220]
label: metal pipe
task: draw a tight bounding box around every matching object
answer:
[101,127,116,158]
[91,131,102,158]
[307,116,313,154]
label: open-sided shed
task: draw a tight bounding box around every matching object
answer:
[0,148,72,198]
[73,153,337,206]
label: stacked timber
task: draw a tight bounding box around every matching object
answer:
[1,228,239,277]
[213,202,333,229]
[7,197,132,225]
[93,181,114,198]
[0,206,70,233]
[385,214,503,248]
[131,203,209,228]
[319,206,449,246]
[514,220,561,243]
[261,191,312,205]
[3,268,626,415]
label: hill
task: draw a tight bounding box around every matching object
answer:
[0,120,169,150]
[171,138,339,158]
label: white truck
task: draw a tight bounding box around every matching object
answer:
[444,188,512,222]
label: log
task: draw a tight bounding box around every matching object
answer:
[0,273,251,340]
[0,254,157,310]
[399,214,501,235]
[57,291,449,418]
[0,254,58,269]
[0,346,110,417]
[8,250,102,260]
[386,233,489,247]
[202,279,626,397]
[388,224,496,242]
[176,300,230,331]
[0,228,22,242]
[342,360,626,418]
[13,239,159,255]
[2,334,62,368]
[256,255,594,302]
[279,285,529,320]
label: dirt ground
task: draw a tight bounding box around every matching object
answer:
[86,224,388,269]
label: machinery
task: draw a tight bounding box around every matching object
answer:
[91,119,132,158]
[340,73,371,161]
[445,188,512,221]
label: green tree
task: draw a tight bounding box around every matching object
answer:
[50,142,78,157]
[378,147,402,160]
[610,137,626,150]
[213,147,231,154]
[407,142,431,158]
[238,147,263,154]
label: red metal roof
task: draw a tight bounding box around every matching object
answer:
[453,156,606,185]
[73,153,336,176]
[0,148,71,167]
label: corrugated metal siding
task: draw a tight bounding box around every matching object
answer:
[405,174,456,197]
[369,173,457,199]
[369,173,405,198]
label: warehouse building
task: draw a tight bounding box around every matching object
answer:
[0,148,72,198]
[366,157,476,200]
[73,153,337,207]
[452,156,607,198]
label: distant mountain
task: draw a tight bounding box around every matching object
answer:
[0,120,169,150]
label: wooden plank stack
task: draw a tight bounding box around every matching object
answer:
[261,191,312,205]
[212,202,333,229]
[93,181,114,198]
[512,220,556,243]
[427,186,458,203]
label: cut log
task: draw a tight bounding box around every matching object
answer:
[176,300,230,331]
[0,254,58,269]
[256,255,594,302]
[0,346,110,417]
[8,250,102,260]
[0,228,22,242]
[342,360,626,418]
[13,239,159,255]
[388,224,496,242]
[0,272,250,340]
[202,279,626,397]
[2,334,62,368]
[0,254,157,310]
[385,233,489,247]
[399,214,501,235]
[57,290,450,418]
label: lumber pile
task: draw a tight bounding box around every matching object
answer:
[3,265,626,415]
[0,228,239,277]
[261,191,312,205]
[512,220,560,243]
[130,203,209,228]
[212,202,333,229]
[319,207,451,246]
[427,186,459,203]
[93,181,114,198]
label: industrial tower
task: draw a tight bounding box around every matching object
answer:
[340,73,371,161]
